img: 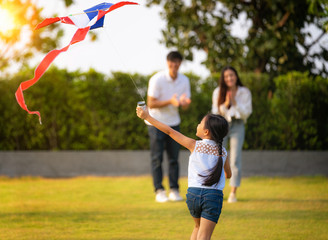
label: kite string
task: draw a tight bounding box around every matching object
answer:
[103,27,146,102]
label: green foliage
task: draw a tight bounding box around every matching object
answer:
[308,0,328,31]
[269,72,328,149]
[0,0,74,71]
[0,67,149,150]
[146,0,328,76]
[239,72,273,149]
[0,68,327,150]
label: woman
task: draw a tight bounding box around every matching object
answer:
[212,66,252,203]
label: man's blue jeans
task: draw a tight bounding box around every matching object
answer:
[148,125,180,192]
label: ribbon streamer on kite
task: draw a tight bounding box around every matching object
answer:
[15,1,138,124]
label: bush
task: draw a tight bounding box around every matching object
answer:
[0,68,327,150]
[269,72,328,149]
[239,72,272,149]
[0,67,149,150]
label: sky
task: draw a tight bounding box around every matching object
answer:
[36,0,212,78]
[27,0,328,78]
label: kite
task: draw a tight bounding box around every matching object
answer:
[15,1,138,124]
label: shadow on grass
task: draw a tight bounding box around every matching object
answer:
[237,198,328,203]
[0,211,110,223]
[0,211,184,240]
[224,209,328,220]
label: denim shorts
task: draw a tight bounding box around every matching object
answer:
[186,187,223,223]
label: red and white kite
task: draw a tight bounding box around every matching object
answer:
[15,1,138,124]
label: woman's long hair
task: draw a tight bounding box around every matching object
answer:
[218,66,243,111]
[200,114,229,186]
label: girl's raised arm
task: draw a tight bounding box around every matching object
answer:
[136,106,196,152]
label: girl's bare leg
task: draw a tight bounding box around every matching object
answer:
[197,217,216,240]
[190,217,200,240]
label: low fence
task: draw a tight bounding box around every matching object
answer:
[0,151,327,178]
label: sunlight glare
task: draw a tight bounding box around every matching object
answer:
[0,7,16,34]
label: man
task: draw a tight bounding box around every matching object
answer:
[146,51,191,202]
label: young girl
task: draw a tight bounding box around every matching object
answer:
[136,106,231,240]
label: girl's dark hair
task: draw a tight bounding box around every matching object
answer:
[200,114,229,186]
[218,66,243,111]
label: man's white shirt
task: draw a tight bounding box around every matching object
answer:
[146,70,191,126]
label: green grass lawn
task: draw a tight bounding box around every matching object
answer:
[0,176,327,240]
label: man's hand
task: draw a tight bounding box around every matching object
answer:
[179,93,191,107]
[179,93,191,110]
[170,94,180,107]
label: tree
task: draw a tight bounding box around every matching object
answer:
[308,0,328,31]
[0,0,75,71]
[146,0,328,76]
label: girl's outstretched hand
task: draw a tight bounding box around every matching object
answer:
[136,106,149,120]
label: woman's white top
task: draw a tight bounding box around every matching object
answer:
[212,86,252,123]
[188,139,227,191]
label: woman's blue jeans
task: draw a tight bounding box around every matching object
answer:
[148,125,180,192]
[223,119,245,187]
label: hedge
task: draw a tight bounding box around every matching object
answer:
[0,67,327,150]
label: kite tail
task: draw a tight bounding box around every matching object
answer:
[35,17,61,30]
[17,1,139,124]
[94,2,139,23]
[15,27,91,124]
[106,1,139,13]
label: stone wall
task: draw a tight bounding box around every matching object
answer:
[0,151,327,178]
